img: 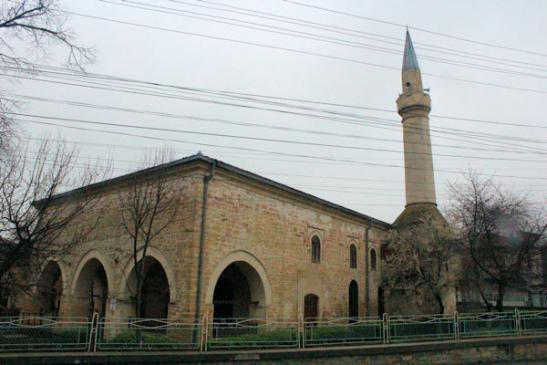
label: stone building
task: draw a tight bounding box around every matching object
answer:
[21,31,452,321]
[26,154,390,321]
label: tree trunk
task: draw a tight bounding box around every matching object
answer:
[495,283,506,312]
[435,293,444,315]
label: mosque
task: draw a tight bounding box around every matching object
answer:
[23,31,452,321]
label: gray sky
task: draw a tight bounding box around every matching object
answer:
[7,0,547,222]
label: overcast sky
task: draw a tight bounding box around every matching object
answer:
[7,0,547,223]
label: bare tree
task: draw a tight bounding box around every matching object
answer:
[0,0,93,153]
[448,174,546,311]
[118,152,181,319]
[0,139,106,313]
[382,215,459,314]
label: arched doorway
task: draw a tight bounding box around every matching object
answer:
[212,262,266,321]
[73,258,108,319]
[349,281,359,318]
[37,261,63,316]
[304,294,319,321]
[125,256,170,319]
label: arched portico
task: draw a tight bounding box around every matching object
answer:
[118,247,177,303]
[118,247,175,319]
[71,258,109,319]
[70,250,114,296]
[36,261,64,316]
[205,251,271,320]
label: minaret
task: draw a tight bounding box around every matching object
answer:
[396,31,437,208]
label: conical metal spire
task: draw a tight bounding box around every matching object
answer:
[402,30,420,71]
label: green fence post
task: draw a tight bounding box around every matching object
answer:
[515,308,521,336]
[88,312,99,352]
[454,311,459,340]
[299,314,305,349]
[382,313,389,344]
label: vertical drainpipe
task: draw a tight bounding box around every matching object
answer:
[194,160,216,324]
[365,219,372,317]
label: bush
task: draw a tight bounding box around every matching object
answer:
[106,330,174,345]
[209,328,297,348]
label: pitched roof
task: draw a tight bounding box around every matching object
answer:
[40,154,391,229]
[402,30,420,71]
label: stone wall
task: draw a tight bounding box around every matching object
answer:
[199,168,386,320]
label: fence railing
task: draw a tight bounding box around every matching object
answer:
[0,316,91,352]
[387,313,455,343]
[0,309,546,352]
[303,317,383,347]
[95,317,201,351]
[207,318,299,350]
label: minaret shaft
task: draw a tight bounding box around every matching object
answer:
[397,32,437,207]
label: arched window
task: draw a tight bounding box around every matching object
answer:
[349,244,357,269]
[311,235,321,263]
[370,249,377,271]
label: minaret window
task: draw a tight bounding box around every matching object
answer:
[405,82,412,93]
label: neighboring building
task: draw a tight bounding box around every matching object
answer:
[457,239,547,311]
[17,31,459,320]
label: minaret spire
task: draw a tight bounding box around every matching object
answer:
[402,30,420,71]
[396,30,437,209]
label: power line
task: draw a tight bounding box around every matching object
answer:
[100,0,547,80]
[20,136,547,176]
[11,112,547,162]
[6,61,546,133]
[10,93,547,156]
[66,10,547,95]
[170,0,547,71]
[281,0,547,58]
[3,65,546,151]
[16,117,547,180]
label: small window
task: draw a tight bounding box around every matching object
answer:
[370,249,377,271]
[311,235,321,263]
[349,244,357,269]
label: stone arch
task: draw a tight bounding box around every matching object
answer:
[205,251,272,319]
[71,257,109,319]
[70,250,114,296]
[119,246,177,303]
[36,261,64,316]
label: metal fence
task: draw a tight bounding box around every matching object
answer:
[207,318,299,350]
[519,310,547,335]
[0,309,546,353]
[303,317,383,347]
[458,311,517,338]
[95,317,201,351]
[387,313,455,343]
[0,316,90,352]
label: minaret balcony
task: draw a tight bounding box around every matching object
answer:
[397,92,431,116]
